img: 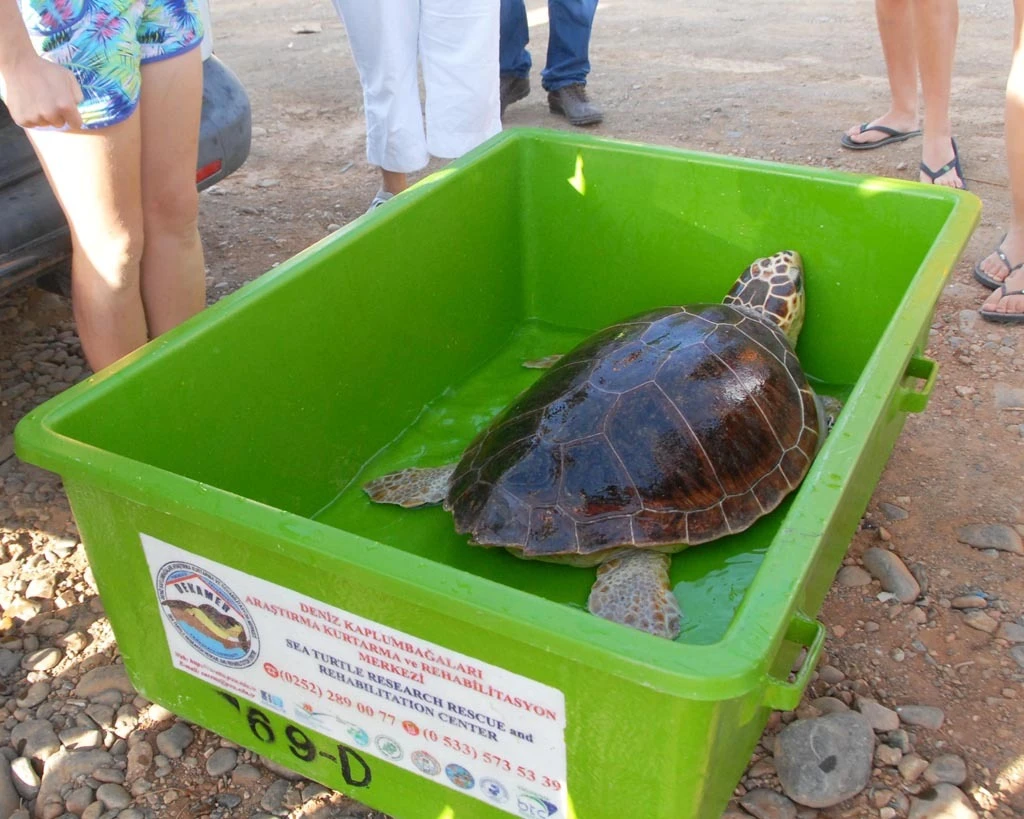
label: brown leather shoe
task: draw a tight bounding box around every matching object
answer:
[500,75,530,116]
[547,84,603,126]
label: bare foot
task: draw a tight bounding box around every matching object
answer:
[980,265,1024,319]
[976,227,1024,286]
[919,136,965,189]
[844,111,919,146]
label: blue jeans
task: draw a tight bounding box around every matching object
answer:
[499,0,598,91]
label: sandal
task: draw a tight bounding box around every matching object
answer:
[978,282,1024,324]
[840,123,921,151]
[973,234,1024,290]
[919,137,967,190]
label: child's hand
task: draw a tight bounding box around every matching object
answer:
[4,55,84,130]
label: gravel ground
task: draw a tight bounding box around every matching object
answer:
[2,0,1024,816]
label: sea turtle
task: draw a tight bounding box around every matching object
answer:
[364,250,837,640]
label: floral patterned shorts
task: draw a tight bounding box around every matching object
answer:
[17,0,204,128]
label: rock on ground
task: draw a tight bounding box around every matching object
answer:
[774,711,875,808]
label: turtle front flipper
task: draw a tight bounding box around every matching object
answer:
[363,465,457,508]
[587,551,683,640]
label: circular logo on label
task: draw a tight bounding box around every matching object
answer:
[343,723,369,747]
[402,720,420,736]
[156,561,259,668]
[410,750,441,776]
[445,763,475,790]
[480,777,509,803]
[375,735,403,761]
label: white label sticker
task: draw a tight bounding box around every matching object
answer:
[141,534,568,818]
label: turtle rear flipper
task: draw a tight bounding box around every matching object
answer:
[587,551,682,640]
[363,465,456,508]
[522,354,563,369]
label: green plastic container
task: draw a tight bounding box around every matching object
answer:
[16,130,978,819]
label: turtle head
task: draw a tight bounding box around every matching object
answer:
[723,250,805,347]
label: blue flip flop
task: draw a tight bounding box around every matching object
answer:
[920,137,967,190]
[979,283,1024,324]
[973,234,1024,290]
[840,123,922,151]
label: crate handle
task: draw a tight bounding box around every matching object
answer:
[763,613,825,711]
[898,354,938,414]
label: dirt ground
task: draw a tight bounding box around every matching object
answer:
[2,0,1024,816]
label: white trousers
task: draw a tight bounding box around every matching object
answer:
[331,0,502,173]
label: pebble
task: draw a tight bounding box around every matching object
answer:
[855,697,900,732]
[908,783,978,818]
[774,712,875,808]
[0,757,21,818]
[924,754,967,785]
[17,680,52,709]
[898,754,930,782]
[897,705,945,730]
[994,382,1024,409]
[21,646,63,671]
[11,719,61,764]
[875,744,902,766]
[1011,644,1024,669]
[808,697,848,714]
[817,665,845,684]
[950,595,987,609]
[205,747,238,777]
[96,782,132,809]
[996,622,1024,643]
[740,788,798,819]
[836,566,873,587]
[156,723,195,759]
[879,502,909,521]
[884,729,912,752]
[962,610,998,633]
[956,523,1024,555]
[862,548,920,602]
[0,648,24,675]
[10,756,40,800]
[260,778,293,814]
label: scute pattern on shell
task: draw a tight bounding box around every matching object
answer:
[446,304,820,562]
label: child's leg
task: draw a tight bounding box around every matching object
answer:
[138,47,206,337]
[420,0,501,160]
[27,119,148,371]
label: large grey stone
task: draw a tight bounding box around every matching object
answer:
[0,756,21,819]
[956,524,1023,555]
[73,664,136,699]
[11,720,61,765]
[774,711,875,808]
[34,749,113,819]
[862,548,920,602]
